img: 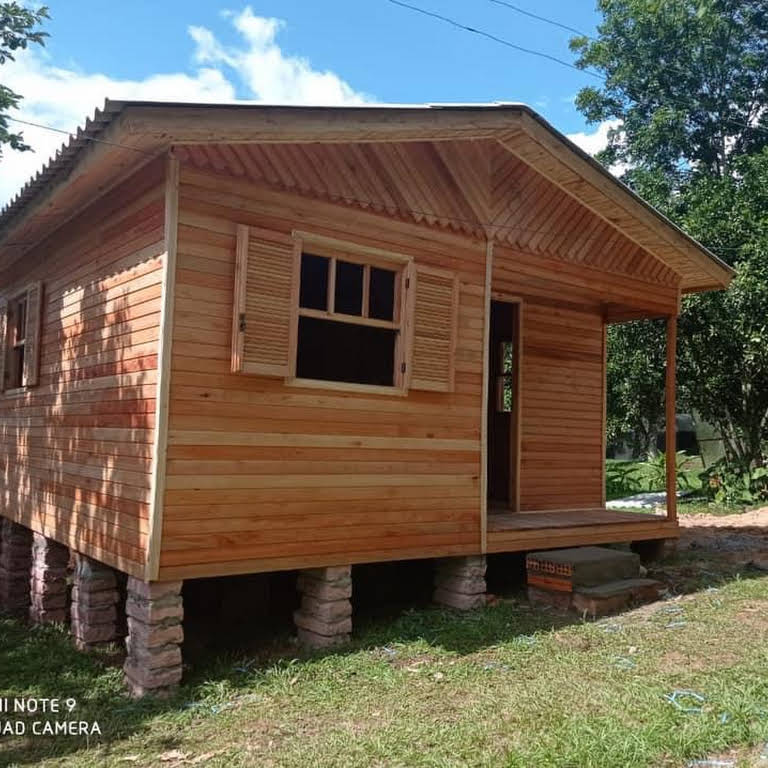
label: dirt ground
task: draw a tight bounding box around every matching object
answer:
[678,506,768,569]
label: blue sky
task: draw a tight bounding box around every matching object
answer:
[1,1,610,205]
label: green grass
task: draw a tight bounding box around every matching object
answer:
[1,554,767,767]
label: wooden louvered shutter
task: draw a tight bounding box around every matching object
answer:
[408,264,459,392]
[22,281,42,387]
[232,224,299,377]
[0,297,7,392]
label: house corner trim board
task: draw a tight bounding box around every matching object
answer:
[145,153,179,581]
[480,238,493,554]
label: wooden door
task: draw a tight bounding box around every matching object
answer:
[487,299,521,510]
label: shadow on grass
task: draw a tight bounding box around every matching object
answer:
[1,551,764,766]
[0,620,181,766]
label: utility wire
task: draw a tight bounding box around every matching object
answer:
[5,115,156,155]
[387,0,602,79]
[487,0,589,38]
[389,0,768,139]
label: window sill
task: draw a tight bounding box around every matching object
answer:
[2,387,28,398]
[285,377,407,397]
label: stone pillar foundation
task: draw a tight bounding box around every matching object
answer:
[29,533,69,624]
[433,555,487,610]
[71,556,120,649]
[294,565,352,648]
[0,520,32,618]
[123,578,183,697]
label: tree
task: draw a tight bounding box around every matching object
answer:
[606,319,666,457]
[0,2,49,156]
[674,150,768,467]
[570,0,768,187]
[571,0,768,469]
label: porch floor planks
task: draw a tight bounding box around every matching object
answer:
[486,508,676,553]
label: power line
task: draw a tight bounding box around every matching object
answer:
[487,0,589,38]
[386,0,602,79]
[389,0,768,139]
[5,115,156,155]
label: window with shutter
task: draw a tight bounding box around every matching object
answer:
[23,281,42,387]
[408,265,459,392]
[0,281,43,393]
[231,226,459,396]
[231,225,300,377]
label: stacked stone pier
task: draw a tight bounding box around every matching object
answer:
[124,578,183,697]
[0,520,32,618]
[433,555,487,610]
[71,556,121,649]
[294,565,352,648]
[29,533,69,624]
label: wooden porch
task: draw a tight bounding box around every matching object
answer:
[486,508,678,554]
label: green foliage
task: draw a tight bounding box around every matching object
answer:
[605,459,643,498]
[606,318,666,456]
[642,450,695,491]
[675,150,768,469]
[699,458,768,505]
[574,0,768,490]
[570,0,768,185]
[0,2,49,156]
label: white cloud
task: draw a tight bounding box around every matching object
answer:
[0,6,368,207]
[566,119,621,157]
[567,119,627,177]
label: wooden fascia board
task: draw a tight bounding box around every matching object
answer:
[504,111,733,293]
[120,105,520,144]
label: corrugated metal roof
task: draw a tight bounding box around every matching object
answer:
[0,100,735,286]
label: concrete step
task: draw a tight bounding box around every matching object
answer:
[526,546,641,591]
[529,577,664,617]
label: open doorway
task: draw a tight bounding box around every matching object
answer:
[487,298,522,511]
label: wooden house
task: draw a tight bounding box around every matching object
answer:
[0,102,733,694]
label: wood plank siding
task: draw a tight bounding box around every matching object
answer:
[156,140,681,580]
[0,159,166,576]
[492,243,679,512]
[159,160,488,580]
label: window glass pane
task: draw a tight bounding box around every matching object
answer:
[501,341,516,374]
[300,253,329,310]
[296,316,396,386]
[15,298,26,342]
[369,267,395,321]
[497,375,515,413]
[335,260,364,316]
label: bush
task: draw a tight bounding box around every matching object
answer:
[699,459,768,506]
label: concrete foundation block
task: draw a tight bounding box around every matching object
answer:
[295,564,353,648]
[300,594,353,622]
[296,574,352,601]
[126,594,183,625]
[297,628,349,649]
[70,556,121,648]
[124,658,183,696]
[433,588,486,611]
[433,555,487,610]
[123,579,183,697]
[0,520,32,618]
[29,534,69,625]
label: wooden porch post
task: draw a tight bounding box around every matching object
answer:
[665,314,678,522]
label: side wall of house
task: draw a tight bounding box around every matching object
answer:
[0,159,166,577]
[158,164,486,580]
[492,244,680,511]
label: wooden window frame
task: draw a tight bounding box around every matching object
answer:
[5,292,27,393]
[287,231,413,396]
[1,281,42,396]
